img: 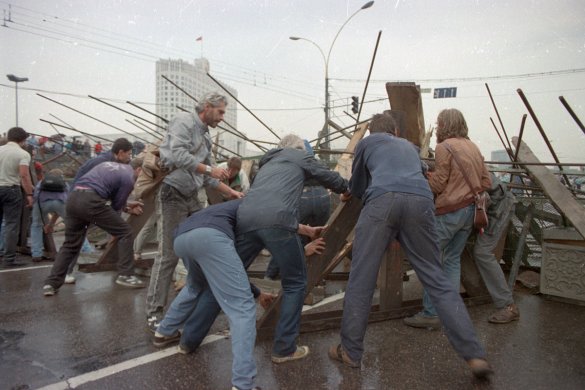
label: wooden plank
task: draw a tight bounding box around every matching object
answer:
[378,242,404,311]
[385,82,425,147]
[513,137,585,239]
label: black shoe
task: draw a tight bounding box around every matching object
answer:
[153,331,180,347]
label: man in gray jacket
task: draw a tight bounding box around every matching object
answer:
[145,92,243,332]
[236,134,349,364]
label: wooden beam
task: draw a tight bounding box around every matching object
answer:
[385,82,425,147]
[513,137,585,239]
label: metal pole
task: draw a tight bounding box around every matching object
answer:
[14,82,18,126]
[559,96,585,136]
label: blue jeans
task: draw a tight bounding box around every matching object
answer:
[265,186,330,279]
[236,228,306,356]
[422,204,474,317]
[173,228,257,390]
[31,199,66,258]
[340,193,485,362]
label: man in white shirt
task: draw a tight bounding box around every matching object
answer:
[0,127,34,266]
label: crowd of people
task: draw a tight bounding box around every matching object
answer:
[0,91,525,390]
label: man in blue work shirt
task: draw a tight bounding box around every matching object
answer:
[43,149,144,296]
[328,113,492,380]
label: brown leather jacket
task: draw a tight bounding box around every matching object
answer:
[429,137,491,215]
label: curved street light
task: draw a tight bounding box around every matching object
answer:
[6,74,29,127]
[290,1,374,159]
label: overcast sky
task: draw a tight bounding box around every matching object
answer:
[1,0,584,161]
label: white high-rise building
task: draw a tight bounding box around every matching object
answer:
[155,58,245,158]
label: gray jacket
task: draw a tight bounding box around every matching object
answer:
[159,112,219,196]
[237,148,348,234]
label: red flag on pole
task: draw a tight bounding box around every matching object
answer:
[196,36,203,42]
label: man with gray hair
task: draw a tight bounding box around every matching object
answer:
[145,92,244,332]
[235,134,349,364]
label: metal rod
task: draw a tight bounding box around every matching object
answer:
[125,119,163,141]
[485,83,513,151]
[49,114,103,144]
[512,114,528,163]
[489,117,512,159]
[176,105,190,113]
[161,75,268,152]
[309,117,371,144]
[27,131,66,147]
[215,124,268,152]
[39,119,113,143]
[559,96,585,136]
[516,88,573,190]
[206,72,281,140]
[354,30,382,130]
[126,100,168,124]
[88,95,166,131]
[37,93,153,146]
[510,114,530,198]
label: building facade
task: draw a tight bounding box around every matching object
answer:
[155,58,245,158]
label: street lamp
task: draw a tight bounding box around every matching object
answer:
[290,1,374,160]
[6,74,29,127]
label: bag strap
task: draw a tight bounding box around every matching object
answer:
[443,142,479,197]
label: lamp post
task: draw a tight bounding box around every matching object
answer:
[290,1,374,160]
[6,74,29,127]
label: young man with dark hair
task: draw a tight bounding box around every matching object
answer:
[329,113,492,380]
[43,158,145,295]
[0,127,34,266]
[72,138,134,185]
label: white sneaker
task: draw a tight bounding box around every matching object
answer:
[64,274,76,284]
[116,275,145,288]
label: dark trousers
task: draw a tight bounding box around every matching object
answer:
[0,186,23,262]
[44,190,135,289]
[340,192,486,362]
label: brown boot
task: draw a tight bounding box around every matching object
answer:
[467,358,494,379]
[328,344,360,368]
[488,303,519,324]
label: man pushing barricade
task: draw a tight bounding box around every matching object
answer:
[43,150,145,295]
[328,113,493,380]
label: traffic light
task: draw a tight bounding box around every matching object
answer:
[351,96,359,114]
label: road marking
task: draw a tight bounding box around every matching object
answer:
[37,334,226,389]
[0,265,52,273]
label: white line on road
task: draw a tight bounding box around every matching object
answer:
[37,334,226,389]
[0,264,52,273]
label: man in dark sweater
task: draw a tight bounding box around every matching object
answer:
[43,154,144,296]
[236,134,349,364]
[328,113,492,380]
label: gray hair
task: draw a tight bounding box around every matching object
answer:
[277,134,305,150]
[195,92,228,113]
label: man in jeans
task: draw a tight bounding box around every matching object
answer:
[236,134,349,364]
[43,151,145,295]
[145,92,243,332]
[30,169,68,262]
[473,173,520,324]
[329,113,492,379]
[0,127,34,267]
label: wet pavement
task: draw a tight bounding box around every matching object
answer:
[2,258,585,390]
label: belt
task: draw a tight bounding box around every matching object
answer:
[73,186,95,193]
